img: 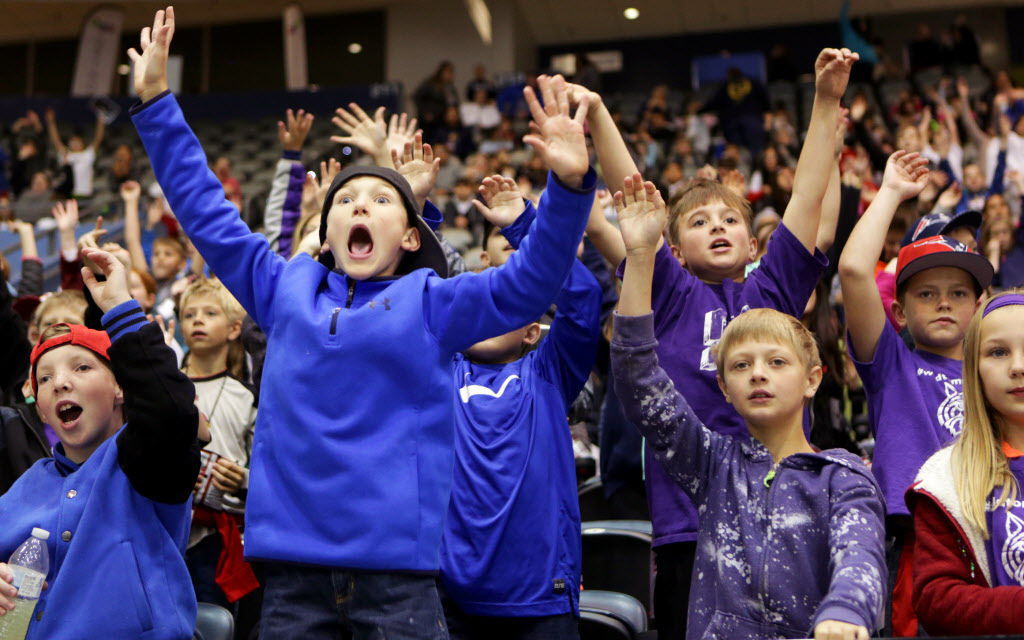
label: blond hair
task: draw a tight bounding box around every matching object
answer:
[179,278,247,380]
[953,290,1022,538]
[667,178,753,244]
[712,308,821,379]
[32,290,87,332]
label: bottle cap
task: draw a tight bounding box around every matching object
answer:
[31,528,50,541]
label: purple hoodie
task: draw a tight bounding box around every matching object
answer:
[611,313,886,639]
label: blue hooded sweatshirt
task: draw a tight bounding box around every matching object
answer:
[611,313,887,640]
[130,92,595,571]
[441,203,601,616]
[0,302,199,639]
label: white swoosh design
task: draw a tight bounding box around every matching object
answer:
[459,374,520,403]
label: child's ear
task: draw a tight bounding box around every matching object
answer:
[891,298,906,328]
[747,234,758,262]
[402,226,421,253]
[805,365,823,399]
[523,322,542,346]
[670,244,687,267]
[479,251,491,268]
[113,382,125,407]
[228,319,242,342]
[716,374,731,404]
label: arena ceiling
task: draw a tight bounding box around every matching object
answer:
[2,0,1023,46]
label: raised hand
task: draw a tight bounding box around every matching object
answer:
[564,81,604,114]
[880,150,929,201]
[936,181,963,210]
[523,74,590,188]
[278,108,314,152]
[148,314,177,346]
[813,619,869,640]
[386,113,420,163]
[614,173,667,256]
[315,158,342,210]
[849,93,868,122]
[331,104,389,165]
[392,132,440,208]
[52,199,80,233]
[472,175,525,229]
[814,48,858,101]
[81,248,132,313]
[119,180,141,203]
[128,6,175,102]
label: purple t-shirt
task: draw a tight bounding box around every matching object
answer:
[852,322,964,517]
[985,452,1024,587]
[620,223,827,546]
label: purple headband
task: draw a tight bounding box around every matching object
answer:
[983,294,1024,317]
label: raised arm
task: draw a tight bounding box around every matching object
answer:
[44,108,67,157]
[81,247,199,503]
[119,180,148,272]
[784,48,857,253]
[584,188,627,267]
[264,108,313,254]
[129,7,285,329]
[839,151,929,361]
[817,111,848,253]
[566,82,640,197]
[426,75,594,351]
[90,111,106,151]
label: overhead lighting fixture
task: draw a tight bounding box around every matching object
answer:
[348,42,363,54]
[465,0,493,45]
[623,7,639,19]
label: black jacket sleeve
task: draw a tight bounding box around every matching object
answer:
[15,258,43,299]
[0,271,31,402]
[111,318,199,503]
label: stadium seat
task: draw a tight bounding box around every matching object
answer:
[580,590,648,639]
[193,602,234,640]
[581,520,653,615]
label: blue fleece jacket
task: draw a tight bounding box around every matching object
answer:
[441,204,601,616]
[0,303,198,639]
[612,313,886,640]
[131,92,595,571]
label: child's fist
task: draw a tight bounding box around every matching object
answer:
[814,48,858,101]
[813,619,869,640]
[614,173,666,256]
[880,150,929,201]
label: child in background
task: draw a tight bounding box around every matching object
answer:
[27,291,86,345]
[0,247,199,639]
[572,49,853,638]
[150,236,188,313]
[441,178,601,639]
[129,9,595,637]
[178,279,257,608]
[838,151,994,634]
[611,176,885,640]
[43,108,104,199]
[908,292,1024,635]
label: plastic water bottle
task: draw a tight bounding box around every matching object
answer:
[0,528,50,640]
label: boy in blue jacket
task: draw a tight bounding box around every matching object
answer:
[0,247,200,639]
[128,8,596,639]
[441,177,601,639]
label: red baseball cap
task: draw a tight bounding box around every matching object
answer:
[30,324,112,394]
[895,235,993,290]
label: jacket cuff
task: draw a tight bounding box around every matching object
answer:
[611,312,656,348]
[21,256,42,264]
[549,167,597,195]
[501,200,537,249]
[814,605,870,631]
[102,300,148,343]
[129,89,172,116]
[282,150,302,161]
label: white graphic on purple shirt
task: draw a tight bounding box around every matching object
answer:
[936,380,963,438]
[1001,510,1024,586]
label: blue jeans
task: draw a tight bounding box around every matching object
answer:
[257,563,449,640]
[442,597,579,640]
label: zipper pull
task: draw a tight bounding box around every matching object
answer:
[763,467,776,488]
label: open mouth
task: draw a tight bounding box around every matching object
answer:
[56,400,83,428]
[710,239,732,251]
[348,225,374,259]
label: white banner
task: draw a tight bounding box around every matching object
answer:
[283,3,308,90]
[71,6,125,97]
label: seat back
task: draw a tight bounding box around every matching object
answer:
[194,602,234,640]
[580,521,653,615]
[580,589,648,636]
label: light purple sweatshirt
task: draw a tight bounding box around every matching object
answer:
[611,313,886,639]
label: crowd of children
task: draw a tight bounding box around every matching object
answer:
[4,4,1024,640]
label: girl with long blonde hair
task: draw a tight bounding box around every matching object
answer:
[909,290,1024,635]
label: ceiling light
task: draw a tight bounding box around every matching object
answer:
[623,7,639,20]
[348,42,363,54]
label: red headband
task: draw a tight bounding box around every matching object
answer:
[30,324,112,394]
